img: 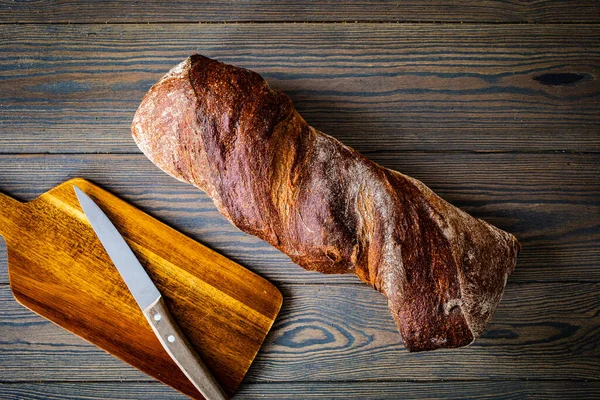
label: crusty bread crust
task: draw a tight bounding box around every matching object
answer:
[132,55,520,352]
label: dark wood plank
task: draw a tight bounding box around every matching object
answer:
[1,381,600,400]
[0,153,597,284]
[1,383,187,400]
[237,381,600,399]
[1,24,599,153]
[1,282,598,381]
[252,283,600,381]
[1,0,599,23]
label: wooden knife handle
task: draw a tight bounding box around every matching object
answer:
[143,297,228,400]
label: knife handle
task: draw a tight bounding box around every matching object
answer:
[143,297,228,400]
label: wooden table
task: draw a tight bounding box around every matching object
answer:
[1,2,599,399]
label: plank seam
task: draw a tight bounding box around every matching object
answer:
[0,378,598,384]
[2,21,600,25]
[0,151,598,156]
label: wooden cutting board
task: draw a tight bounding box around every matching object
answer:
[0,178,283,399]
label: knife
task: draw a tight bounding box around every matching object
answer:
[74,186,228,400]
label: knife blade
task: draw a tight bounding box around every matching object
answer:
[74,185,227,400]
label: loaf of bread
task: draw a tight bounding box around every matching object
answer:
[132,55,520,352]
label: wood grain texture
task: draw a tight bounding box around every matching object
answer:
[2,381,600,400]
[0,382,187,399]
[1,0,599,23]
[1,282,598,381]
[1,24,599,153]
[238,381,600,399]
[0,179,282,399]
[0,153,597,284]
[0,284,148,381]
[252,283,600,382]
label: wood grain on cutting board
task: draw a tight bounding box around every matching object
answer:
[0,178,282,399]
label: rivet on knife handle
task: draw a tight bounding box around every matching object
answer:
[144,297,228,400]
